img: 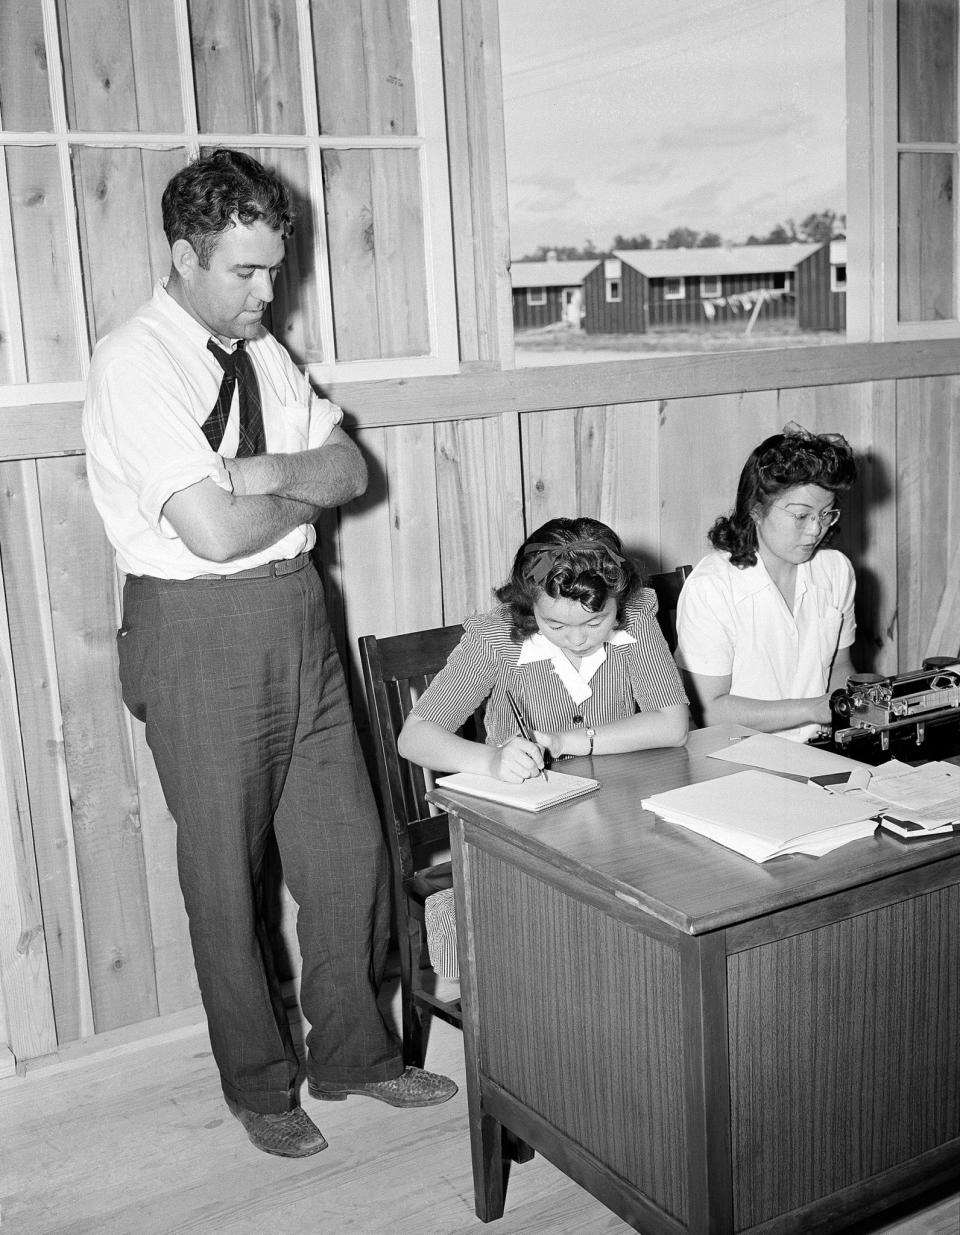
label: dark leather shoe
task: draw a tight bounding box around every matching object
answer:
[307,1065,457,1107]
[226,1100,328,1157]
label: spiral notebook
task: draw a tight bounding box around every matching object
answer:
[435,769,600,812]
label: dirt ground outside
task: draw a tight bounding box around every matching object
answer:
[513,320,847,366]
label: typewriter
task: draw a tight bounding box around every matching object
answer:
[829,657,960,757]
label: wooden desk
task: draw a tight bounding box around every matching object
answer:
[432,726,960,1234]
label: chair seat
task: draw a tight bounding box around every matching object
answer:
[408,860,453,901]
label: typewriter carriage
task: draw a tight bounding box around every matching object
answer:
[830,657,960,751]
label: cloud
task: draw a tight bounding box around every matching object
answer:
[609,160,675,187]
[661,104,808,153]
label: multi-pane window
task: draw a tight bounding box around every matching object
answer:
[527,287,546,306]
[700,276,721,298]
[849,0,960,339]
[0,0,457,401]
[664,277,685,300]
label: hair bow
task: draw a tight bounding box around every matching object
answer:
[523,538,626,588]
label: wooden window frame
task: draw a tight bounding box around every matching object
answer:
[700,276,721,298]
[846,0,960,340]
[0,0,459,411]
[605,279,622,303]
[832,263,848,292]
[527,287,546,306]
[664,277,685,301]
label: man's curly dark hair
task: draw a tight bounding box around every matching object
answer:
[161,149,295,268]
[709,428,857,568]
[495,517,644,641]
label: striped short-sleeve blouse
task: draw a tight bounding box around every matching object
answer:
[411,589,687,746]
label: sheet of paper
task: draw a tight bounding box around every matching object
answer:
[707,732,871,786]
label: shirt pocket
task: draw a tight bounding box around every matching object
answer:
[818,604,844,666]
[263,394,309,455]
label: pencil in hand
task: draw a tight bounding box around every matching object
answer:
[504,689,548,780]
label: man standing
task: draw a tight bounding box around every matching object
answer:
[82,149,455,1158]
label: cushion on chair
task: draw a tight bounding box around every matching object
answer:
[409,860,453,901]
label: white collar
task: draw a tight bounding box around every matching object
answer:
[517,629,635,705]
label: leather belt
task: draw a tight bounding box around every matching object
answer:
[192,551,312,581]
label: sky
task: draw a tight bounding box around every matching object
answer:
[498,0,846,259]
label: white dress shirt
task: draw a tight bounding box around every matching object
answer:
[82,279,340,579]
[675,547,856,742]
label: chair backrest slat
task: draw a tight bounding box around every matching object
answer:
[360,626,466,883]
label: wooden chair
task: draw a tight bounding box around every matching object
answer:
[359,625,469,1066]
[647,564,693,652]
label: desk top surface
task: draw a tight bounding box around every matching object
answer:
[431,725,960,935]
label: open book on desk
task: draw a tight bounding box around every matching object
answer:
[435,769,599,813]
[641,769,879,863]
[824,759,960,841]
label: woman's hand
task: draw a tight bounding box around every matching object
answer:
[489,737,546,782]
[535,729,585,759]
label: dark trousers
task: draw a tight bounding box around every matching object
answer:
[118,561,402,1113]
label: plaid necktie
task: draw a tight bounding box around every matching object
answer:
[204,339,266,457]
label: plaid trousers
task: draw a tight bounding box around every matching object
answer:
[118,561,402,1113]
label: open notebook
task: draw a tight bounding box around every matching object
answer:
[435,770,599,813]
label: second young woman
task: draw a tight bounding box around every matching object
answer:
[675,425,858,742]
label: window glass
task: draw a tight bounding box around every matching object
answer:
[499,0,847,363]
[898,152,955,322]
[60,0,184,131]
[898,0,956,143]
[190,0,303,135]
[310,0,416,137]
[1,0,53,130]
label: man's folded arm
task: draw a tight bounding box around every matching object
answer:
[225,426,368,507]
[162,481,323,563]
[162,427,368,563]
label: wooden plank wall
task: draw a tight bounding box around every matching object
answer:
[2,366,956,1064]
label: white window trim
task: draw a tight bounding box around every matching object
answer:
[0,0,458,406]
[831,264,848,292]
[527,287,547,306]
[700,276,721,298]
[664,277,685,300]
[846,0,960,342]
[605,279,622,303]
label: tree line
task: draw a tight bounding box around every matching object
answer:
[519,209,845,262]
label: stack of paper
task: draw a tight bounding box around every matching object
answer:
[641,769,879,863]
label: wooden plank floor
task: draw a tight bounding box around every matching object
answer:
[1,992,958,1235]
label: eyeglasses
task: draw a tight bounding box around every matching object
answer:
[772,505,841,530]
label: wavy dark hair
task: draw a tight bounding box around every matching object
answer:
[161,148,295,268]
[495,517,644,640]
[709,428,857,568]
